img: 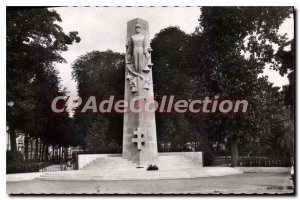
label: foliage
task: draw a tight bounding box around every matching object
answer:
[198,6,292,139]
[72,50,125,152]
[151,7,293,165]
[275,39,295,113]
[84,118,120,153]
[263,119,292,160]
[6,7,80,159]
[6,151,24,165]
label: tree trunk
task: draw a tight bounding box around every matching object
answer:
[9,128,17,156]
[59,147,62,160]
[24,134,29,162]
[52,145,55,160]
[230,139,239,167]
[30,139,33,161]
[40,143,44,161]
[34,139,39,162]
[45,144,49,161]
[57,146,60,160]
[43,143,46,161]
[39,141,43,161]
[65,147,68,161]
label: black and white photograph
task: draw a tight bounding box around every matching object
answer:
[5,4,296,195]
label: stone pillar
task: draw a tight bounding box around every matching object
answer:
[122,18,158,167]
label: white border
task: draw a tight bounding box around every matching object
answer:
[0,0,297,6]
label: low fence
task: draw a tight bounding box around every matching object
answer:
[213,156,291,167]
[7,157,77,174]
[238,156,290,167]
[7,163,49,174]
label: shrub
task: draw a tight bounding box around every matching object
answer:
[6,151,24,165]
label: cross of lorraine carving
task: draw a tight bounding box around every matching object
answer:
[132,127,146,151]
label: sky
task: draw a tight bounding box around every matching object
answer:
[51,7,294,99]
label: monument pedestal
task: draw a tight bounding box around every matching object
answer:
[37,152,245,181]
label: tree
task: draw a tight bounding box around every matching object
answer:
[197,7,293,166]
[275,39,295,112]
[151,7,293,166]
[72,50,125,152]
[85,119,109,152]
[151,27,216,165]
[273,23,294,166]
[7,7,80,161]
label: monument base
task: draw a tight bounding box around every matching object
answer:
[78,152,203,169]
[36,152,243,181]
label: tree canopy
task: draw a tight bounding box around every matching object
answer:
[7,7,80,161]
[72,50,125,152]
[151,7,293,165]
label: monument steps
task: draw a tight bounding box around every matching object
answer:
[83,157,137,171]
[157,156,199,169]
[36,156,242,181]
[82,155,201,171]
[36,167,242,181]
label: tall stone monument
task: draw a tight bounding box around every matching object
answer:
[122,18,158,166]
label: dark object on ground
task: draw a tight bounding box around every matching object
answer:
[147,164,159,171]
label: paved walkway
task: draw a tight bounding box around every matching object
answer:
[7,172,293,194]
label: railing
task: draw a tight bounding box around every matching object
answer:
[6,157,77,174]
[238,156,291,167]
[7,162,49,174]
[213,156,291,167]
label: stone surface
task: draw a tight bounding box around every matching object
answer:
[7,173,293,194]
[132,127,147,150]
[122,18,158,166]
[35,165,242,181]
[36,153,216,181]
[7,166,292,182]
[36,167,243,181]
[78,154,122,169]
[77,152,202,171]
